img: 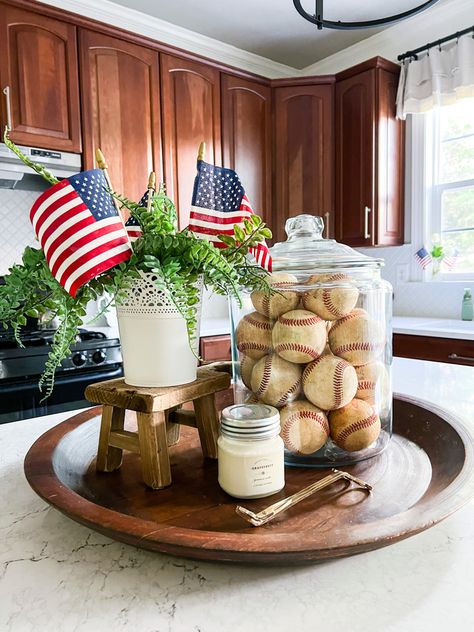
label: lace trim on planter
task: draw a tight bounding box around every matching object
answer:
[116,272,203,317]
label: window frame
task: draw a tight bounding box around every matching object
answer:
[410,104,474,283]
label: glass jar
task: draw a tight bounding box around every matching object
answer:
[217,404,285,498]
[230,214,392,467]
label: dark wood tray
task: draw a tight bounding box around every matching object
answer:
[24,395,474,564]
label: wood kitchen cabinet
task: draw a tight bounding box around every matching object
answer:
[161,54,221,228]
[0,3,81,151]
[200,335,232,364]
[393,334,474,366]
[79,30,162,204]
[272,80,334,243]
[335,58,404,246]
[221,74,272,225]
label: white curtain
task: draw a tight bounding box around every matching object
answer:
[396,32,474,119]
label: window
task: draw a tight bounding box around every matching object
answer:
[413,98,474,280]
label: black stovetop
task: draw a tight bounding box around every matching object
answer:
[0,328,107,351]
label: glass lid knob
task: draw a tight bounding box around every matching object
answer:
[285,214,324,241]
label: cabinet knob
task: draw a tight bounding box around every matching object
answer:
[2,86,12,131]
[448,353,474,363]
[364,206,371,240]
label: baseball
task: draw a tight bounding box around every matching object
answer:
[328,308,385,366]
[302,273,359,321]
[329,398,381,451]
[250,353,302,408]
[280,400,329,455]
[355,361,384,404]
[302,354,358,411]
[272,309,327,364]
[240,354,257,389]
[236,311,273,360]
[251,272,300,318]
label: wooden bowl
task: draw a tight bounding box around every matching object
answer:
[24,395,474,564]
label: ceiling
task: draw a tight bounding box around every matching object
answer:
[108,0,445,69]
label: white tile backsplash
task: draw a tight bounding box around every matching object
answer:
[0,189,39,275]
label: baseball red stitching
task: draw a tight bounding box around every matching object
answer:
[276,377,301,408]
[281,411,329,454]
[322,288,347,318]
[332,342,384,356]
[274,342,322,360]
[261,294,271,317]
[336,413,378,449]
[357,379,376,391]
[255,355,273,397]
[243,314,273,330]
[238,342,271,354]
[333,360,348,408]
[278,313,323,327]
[329,309,364,334]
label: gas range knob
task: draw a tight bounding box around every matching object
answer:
[92,350,106,364]
[72,352,87,367]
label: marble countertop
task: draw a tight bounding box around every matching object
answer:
[1,358,474,632]
[392,316,474,341]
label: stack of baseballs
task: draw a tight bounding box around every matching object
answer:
[236,272,388,457]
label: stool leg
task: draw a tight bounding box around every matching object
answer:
[96,405,125,472]
[136,411,171,489]
[193,393,219,459]
[165,406,181,447]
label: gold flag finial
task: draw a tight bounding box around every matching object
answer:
[197,141,206,162]
[95,148,108,170]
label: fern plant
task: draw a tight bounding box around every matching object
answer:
[0,131,272,398]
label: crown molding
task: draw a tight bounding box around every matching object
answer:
[300,0,474,75]
[40,0,300,79]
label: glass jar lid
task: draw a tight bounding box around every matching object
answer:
[270,214,384,272]
[221,404,280,440]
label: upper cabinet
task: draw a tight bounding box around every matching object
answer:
[221,74,271,225]
[0,4,81,151]
[335,58,405,246]
[161,54,221,228]
[273,81,334,243]
[79,30,162,204]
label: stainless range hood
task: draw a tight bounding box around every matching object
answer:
[0,142,81,189]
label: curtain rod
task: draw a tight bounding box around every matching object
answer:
[398,25,474,61]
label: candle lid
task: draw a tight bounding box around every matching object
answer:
[221,404,280,440]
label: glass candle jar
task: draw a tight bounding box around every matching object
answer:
[230,214,393,468]
[217,404,285,499]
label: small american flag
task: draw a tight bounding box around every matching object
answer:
[414,247,432,270]
[125,190,148,242]
[30,169,132,297]
[443,249,459,271]
[189,160,272,271]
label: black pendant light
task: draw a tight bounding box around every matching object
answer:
[293,0,441,30]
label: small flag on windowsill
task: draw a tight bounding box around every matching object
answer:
[414,247,432,270]
[189,160,272,271]
[442,249,459,271]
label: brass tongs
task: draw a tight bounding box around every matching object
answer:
[235,468,372,527]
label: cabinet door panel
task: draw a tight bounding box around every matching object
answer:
[273,84,334,243]
[376,69,405,246]
[221,74,271,224]
[161,55,221,228]
[335,69,375,246]
[80,30,162,205]
[0,5,81,151]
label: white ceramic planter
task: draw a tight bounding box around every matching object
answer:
[116,273,202,387]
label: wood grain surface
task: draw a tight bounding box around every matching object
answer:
[24,395,474,564]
